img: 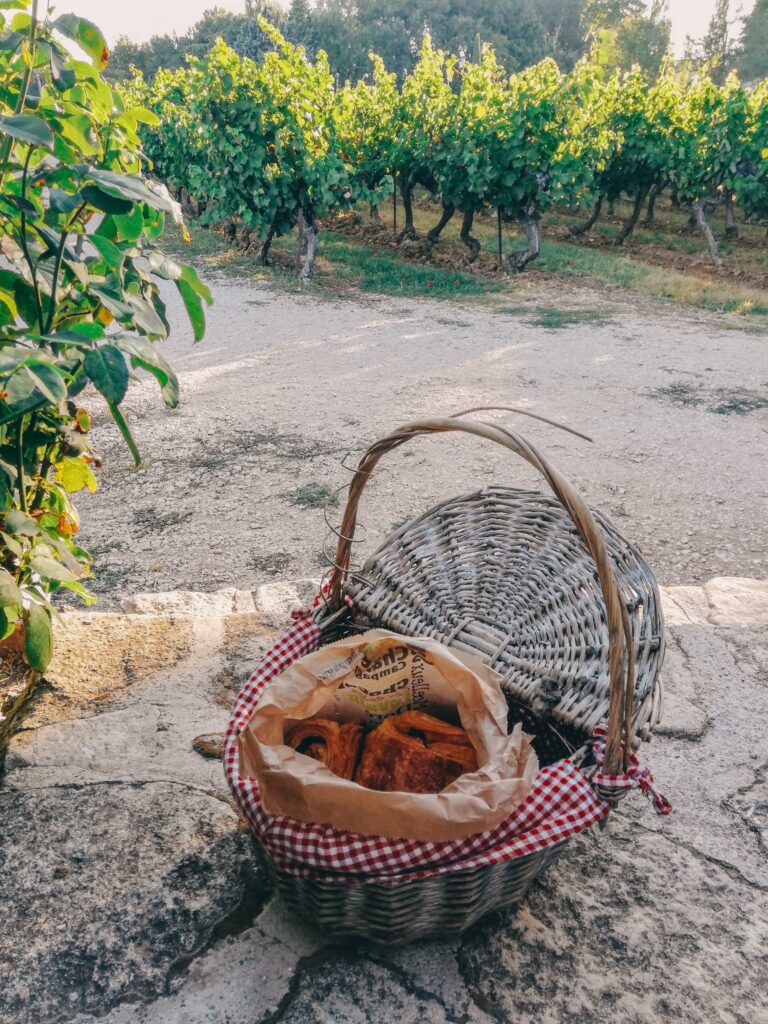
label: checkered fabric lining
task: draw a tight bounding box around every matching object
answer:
[224,609,669,884]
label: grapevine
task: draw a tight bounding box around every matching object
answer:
[129,24,768,274]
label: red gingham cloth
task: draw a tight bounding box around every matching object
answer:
[590,724,672,815]
[224,610,669,884]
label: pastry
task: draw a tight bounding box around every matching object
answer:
[284,718,364,780]
[354,710,478,793]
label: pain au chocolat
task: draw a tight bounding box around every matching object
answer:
[284,719,364,781]
[354,710,478,793]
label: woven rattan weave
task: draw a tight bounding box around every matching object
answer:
[341,486,664,751]
[271,843,566,944]
[270,414,665,943]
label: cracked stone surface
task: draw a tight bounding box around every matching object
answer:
[2,576,767,1024]
[0,783,268,1024]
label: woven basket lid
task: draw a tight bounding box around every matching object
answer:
[342,486,664,745]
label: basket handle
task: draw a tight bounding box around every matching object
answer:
[328,415,636,775]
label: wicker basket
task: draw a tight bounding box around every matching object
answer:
[270,415,664,944]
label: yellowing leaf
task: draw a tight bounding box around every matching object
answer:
[55,456,98,494]
[96,306,114,326]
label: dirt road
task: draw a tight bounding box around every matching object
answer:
[77,274,768,604]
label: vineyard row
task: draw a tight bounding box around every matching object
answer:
[126,20,768,279]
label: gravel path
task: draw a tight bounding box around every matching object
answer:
[75,276,768,604]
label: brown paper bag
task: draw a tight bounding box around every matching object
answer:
[238,630,539,842]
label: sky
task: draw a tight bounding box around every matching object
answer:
[55,0,756,55]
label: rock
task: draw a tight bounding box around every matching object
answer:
[120,588,257,617]
[193,733,225,759]
[661,578,768,628]
[279,956,493,1024]
[69,899,326,1024]
[0,784,270,1024]
[652,635,709,741]
[704,577,768,627]
[252,579,321,625]
[27,611,197,731]
[459,822,768,1024]
[660,585,712,626]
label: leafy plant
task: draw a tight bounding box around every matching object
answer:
[131,24,351,279]
[131,18,768,274]
[334,54,398,221]
[0,0,211,670]
[734,78,768,224]
[667,69,751,264]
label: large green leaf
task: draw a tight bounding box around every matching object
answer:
[87,169,175,212]
[109,205,144,242]
[14,278,43,330]
[81,183,132,215]
[125,105,160,126]
[48,188,84,214]
[30,555,78,583]
[55,455,97,494]
[88,233,126,272]
[0,566,23,607]
[52,14,108,70]
[50,49,76,92]
[148,251,181,281]
[116,335,179,408]
[175,265,211,344]
[0,113,54,150]
[4,510,39,535]
[180,263,213,305]
[84,345,129,405]
[4,360,68,407]
[24,602,53,672]
[176,278,206,343]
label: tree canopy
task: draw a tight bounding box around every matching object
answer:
[738,0,768,82]
[109,0,590,82]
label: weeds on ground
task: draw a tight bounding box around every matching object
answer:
[648,382,768,415]
[290,483,339,509]
[171,219,768,325]
[321,233,494,299]
[499,305,613,329]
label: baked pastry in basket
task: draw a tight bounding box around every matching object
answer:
[284,719,364,780]
[355,710,478,793]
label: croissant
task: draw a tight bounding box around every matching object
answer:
[284,718,364,780]
[355,710,478,793]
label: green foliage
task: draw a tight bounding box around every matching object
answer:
[109,0,590,86]
[734,79,768,220]
[0,1,210,670]
[334,55,398,202]
[391,37,453,195]
[667,70,749,204]
[131,27,350,249]
[577,63,677,203]
[133,18,767,273]
[431,46,574,220]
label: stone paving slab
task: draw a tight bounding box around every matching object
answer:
[1,579,766,1024]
